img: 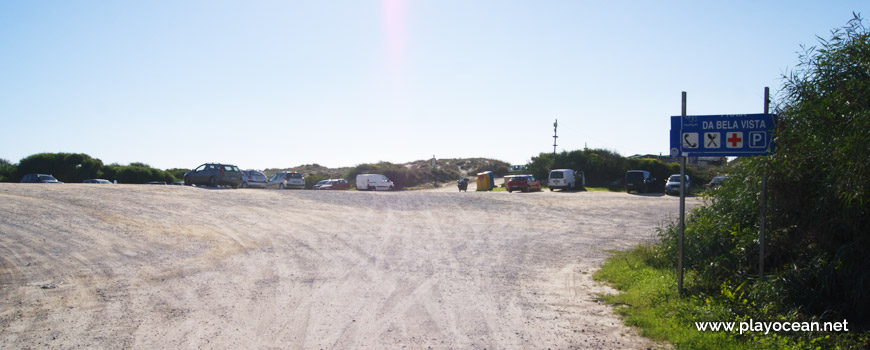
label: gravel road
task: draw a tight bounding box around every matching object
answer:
[0,184,695,349]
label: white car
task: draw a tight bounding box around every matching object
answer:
[547,169,584,191]
[266,171,305,190]
[355,174,394,191]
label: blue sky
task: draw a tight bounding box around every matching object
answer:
[1,1,866,169]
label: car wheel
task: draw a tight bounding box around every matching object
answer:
[279,183,284,190]
[508,189,512,193]
[627,189,631,193]
[241,182,248,188]
[549,187,553,191]
[389,186,394,191]
[524,185,529,192]
[184,176,190,186]
[208,177,216,187]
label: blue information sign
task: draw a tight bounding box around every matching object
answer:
[669,113,777,157]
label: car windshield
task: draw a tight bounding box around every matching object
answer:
[669,175,682,182]
[38,175,56,181]
[316,180,328,185]
[550,172,563,179]
[289,173,302,179]
[626,172,644,181]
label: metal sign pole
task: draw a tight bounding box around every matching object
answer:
[759,87,769,280]
[678,91,686,295]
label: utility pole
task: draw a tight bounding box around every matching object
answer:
[553,119,558,155]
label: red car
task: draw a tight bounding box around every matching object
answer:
[507,175,541,193]
[317,179,350,190]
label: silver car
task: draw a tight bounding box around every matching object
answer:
[266,171,305,190]
[665,174,691,195]
[241,170,268,188]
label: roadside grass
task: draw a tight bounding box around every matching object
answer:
[594,246,869,349]
[585,186,623,192]
[594,246,752,350]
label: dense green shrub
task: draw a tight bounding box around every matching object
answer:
[0,158,16,182]
[102,165,177,184]
[657,15,870,324]
[526,148,702,190]
[16,153,104,183]
[345,162,460,189]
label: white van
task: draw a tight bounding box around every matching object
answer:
[356,174,395,191]
[548,169,584,191]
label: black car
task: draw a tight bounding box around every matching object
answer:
[21,174,63,183]
[625,170,654,193]
[183,163,243,188]
[83,179,112,184]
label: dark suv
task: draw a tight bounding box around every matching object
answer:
[184,163,243,188]
[625,170,655,193]
[20,174,63,183]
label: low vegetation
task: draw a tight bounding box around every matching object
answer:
[526,148,716,191]
[3,152,184,184]
[596,15,869,349]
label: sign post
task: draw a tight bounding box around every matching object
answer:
[669,88,777,295]
[678,92,686,295]
[760,87,770,280]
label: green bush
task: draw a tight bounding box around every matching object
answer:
[526,148,703,190]
[656,15,870,326]
[0,158,16,182]
[345,162,460,190]
[16,153,104,183]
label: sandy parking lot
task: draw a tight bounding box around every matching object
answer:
[0,184,696,349]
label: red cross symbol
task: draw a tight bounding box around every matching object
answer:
[727,133,742,147]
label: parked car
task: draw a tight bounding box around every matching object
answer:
[665,174,691,195]
[706,176,729,189]
[241,170,268,188]
[317,179,350,190]
[625,170,655,193]
[356,174,395,191]
[548,169,584,191]
[170,181,186,186]
[83,179,112,184]
[266,171,305,190]
[183,163,243,188]
[507,175,541,193]
[20,174,63,183]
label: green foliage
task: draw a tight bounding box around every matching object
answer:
[16,152,104,183]
[597,246,870,350]
[654,14,870,334]
[0,158,16,182]
[526,148,704,190]
[10,152,181,184]
[165,168,191,181]
[345,161,460,190]
[102,164,177,184]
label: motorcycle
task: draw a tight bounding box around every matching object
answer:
[457,177,468,192]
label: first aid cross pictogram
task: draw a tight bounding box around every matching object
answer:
[727,133,742,147]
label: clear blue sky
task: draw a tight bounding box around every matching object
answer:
[1,1,866,169]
